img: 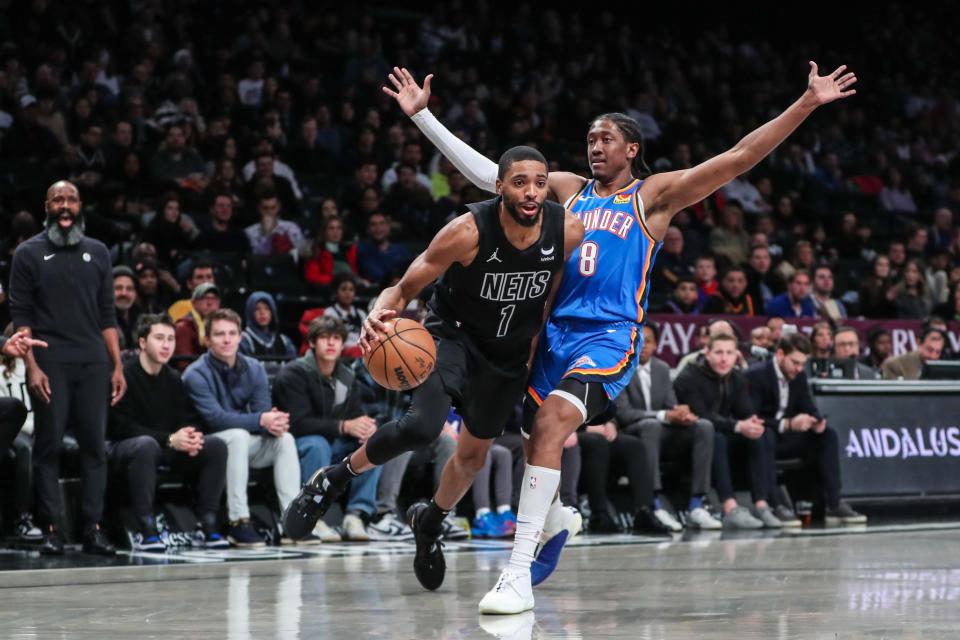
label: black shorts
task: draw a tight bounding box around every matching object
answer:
[426,317,528,440]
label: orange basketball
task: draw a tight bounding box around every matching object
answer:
[363,317,436,391]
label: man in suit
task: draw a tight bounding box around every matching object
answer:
[746,332,866,526]
[881,327,944,380]
[614,322,721,530]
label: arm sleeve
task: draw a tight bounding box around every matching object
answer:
[410,109,498,193]
[8,249,36,329]
[183,370,261,433]
[273,368,340,439]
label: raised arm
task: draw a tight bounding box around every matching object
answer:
[384,67,586,203]
[359,213,479,354]
[641,62,857,239]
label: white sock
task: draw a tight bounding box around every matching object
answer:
[476,507,491,518]
[542,494,565,535]
[496,504,512,514]
[507,464,561,576]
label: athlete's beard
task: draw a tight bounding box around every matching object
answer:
[45,210,86,247]
[503,196,543,228]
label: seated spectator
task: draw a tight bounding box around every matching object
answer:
[272,316,383,542]
[613,323,721,531]
[0,327,40,543]
[245,191,306,262]
[703,266,757,316]
[673,333,769,529]
[381,140,432,192]
[651,226,695,293]
[833,326,880,379]
[694,255,719,306]
[812,266,847,321]
[173,283,221,371]
[143,193,200,266]
[304,215,361,289]
[357,212,413,285]
[198,192,251,254]
[747,333,866,525]
[745,244,779,314]
[107,314,229,551]
[135,260,175,315]
[383,163,438,238]
[879,167,917,215]
[168,261,216,322]
[765,270,816,318]
[892,259,933,320]
[243,151,302,221]
[113,266,141,352]
[810,320,835,359]
[708,202,750,267]
[747,326,774,364]
[881,326,944,380]
[150,123,208,191]
[675,319,747,375]
[339,160,381,220]
[774,240,815,284]
[721,176,770,215]
[928,207,954,252]
[239,291,297,359]
[858,255,897,319]
[863,327,893,371]
[183,309,302,547]
[323,274,367,358]
[242,139,302,202]
[664,276,704,315]
[925,249,950,306]
[887,240,907,281]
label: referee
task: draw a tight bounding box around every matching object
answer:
[9,181,127,556]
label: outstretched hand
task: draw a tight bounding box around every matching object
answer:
[382,67,433,117]
[806,61,857,106]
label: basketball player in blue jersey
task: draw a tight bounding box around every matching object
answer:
[386,61,857,614]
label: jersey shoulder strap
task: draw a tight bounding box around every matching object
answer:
[563,180,591,208]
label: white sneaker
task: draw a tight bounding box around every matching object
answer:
[341,513,371,541]
[478,569,535,615]
[540,505,582,543]
[313,519,342,542]
[652,508,683,532]
[686,507,722,530]
[479,610,536,639]
[440,513,470,541]
[368,512,414,541]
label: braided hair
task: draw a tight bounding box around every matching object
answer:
[590,112,652,178]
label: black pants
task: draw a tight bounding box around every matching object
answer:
[712,428,774,503]
[769,428,842,508]
[107,435,228,519]
[560,444,581,507]
[0,397,27,451]
[577,431,653,515]
[32,362,111,528]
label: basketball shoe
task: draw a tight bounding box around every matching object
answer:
[282,466,343,540]
[530,505,581,586]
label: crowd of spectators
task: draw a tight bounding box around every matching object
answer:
[1,1,959,550]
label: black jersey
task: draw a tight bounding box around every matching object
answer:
[429,197,566,367]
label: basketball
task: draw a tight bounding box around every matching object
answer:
[363,317,436,391]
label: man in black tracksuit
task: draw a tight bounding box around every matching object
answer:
[673,332,772,529]
[9,181,127,555]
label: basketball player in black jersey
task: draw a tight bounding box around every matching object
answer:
[284,146,583,589]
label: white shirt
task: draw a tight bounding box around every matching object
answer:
[774,360,790,431]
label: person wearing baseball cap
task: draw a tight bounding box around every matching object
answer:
[172,282,221,371]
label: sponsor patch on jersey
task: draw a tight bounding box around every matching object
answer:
[572,355,597,369]
[613,194,631,204]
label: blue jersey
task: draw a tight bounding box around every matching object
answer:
[551,178,662,325]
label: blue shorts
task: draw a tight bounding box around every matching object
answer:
[526,319,643,413]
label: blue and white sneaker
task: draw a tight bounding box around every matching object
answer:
[193,526,231,550]
[530,505,582,587]
[132,530,166,553]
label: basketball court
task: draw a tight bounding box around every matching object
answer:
[3,520,958,638]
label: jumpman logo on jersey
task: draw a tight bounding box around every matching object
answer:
[486,248,502,263]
